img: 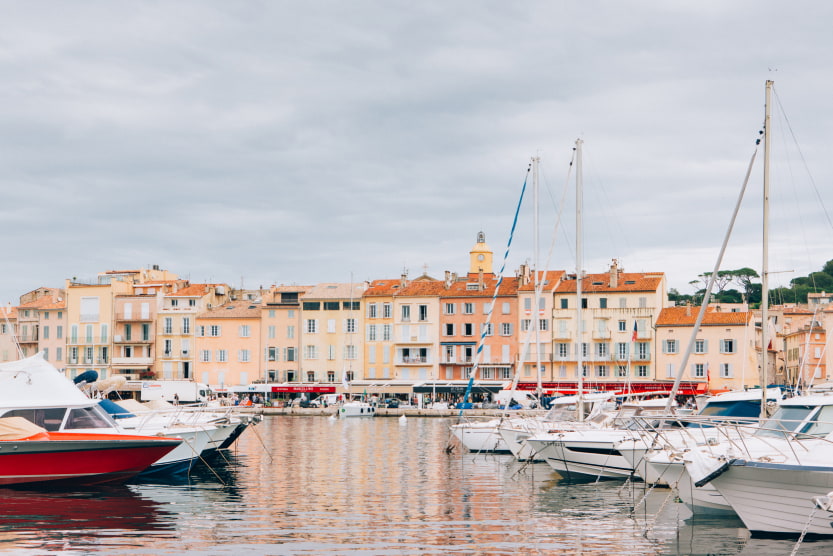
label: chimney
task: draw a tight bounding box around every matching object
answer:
[478,268,484,291]
[609,259,619,288]
[445,271,452,289]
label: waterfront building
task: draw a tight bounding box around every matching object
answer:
[155,283,230,381]
[655,305,754,393]
[37,298,67,372]
[363,279,397,382]
[0,306,18,362]
[546,260,675,394]
[195,300,261,388]
[15,287,64,361]
[783,321,827,387]
[297,282,365,385]
[261,285,311,383]
[392,273,444,383]
[516,266,564,386]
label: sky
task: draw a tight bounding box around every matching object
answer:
[2,1,833,305]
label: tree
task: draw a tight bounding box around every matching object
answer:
[731,267,759,304]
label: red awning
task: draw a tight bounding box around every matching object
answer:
[515,381,707,397]
[271,385,337,393]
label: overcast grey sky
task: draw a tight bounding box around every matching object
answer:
[2,1,832,304]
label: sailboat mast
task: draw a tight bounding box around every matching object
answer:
[575,139,584,421]
[761,79,773,416]
[532,156,543,398]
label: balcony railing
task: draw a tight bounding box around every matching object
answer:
[114,313,153,321]
[397,356,430,364]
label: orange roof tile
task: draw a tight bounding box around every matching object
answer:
[198,302,261,319]
[556,272,664,294]
[656,306,752,327]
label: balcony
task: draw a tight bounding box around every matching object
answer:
[397,356,431,365]
[592,330,611,340]
[114,313,153,322]
[112,357,153,366]
[17,335,38,343]
[554,330,572,340]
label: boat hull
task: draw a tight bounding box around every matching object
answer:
[711,461,833,535]
[0,433,180,486]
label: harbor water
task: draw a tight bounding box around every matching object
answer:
[3,415,833,555]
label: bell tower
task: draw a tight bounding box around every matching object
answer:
[469,231,493,274]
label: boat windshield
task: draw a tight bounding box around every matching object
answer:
[755,405,817,438]
[0,408,66,431]
[65,406,117,430]
[796,404,833,439]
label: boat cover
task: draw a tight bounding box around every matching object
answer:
[0,416,48,440]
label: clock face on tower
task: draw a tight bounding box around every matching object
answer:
[477,254,485,261]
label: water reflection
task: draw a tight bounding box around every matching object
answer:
[5,416,833,554]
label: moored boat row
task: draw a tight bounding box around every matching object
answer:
[0,353,259,486]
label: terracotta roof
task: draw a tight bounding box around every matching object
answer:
[518,270,565,292]
[442,274,518,297]
[166,284,218,297]
[656,306,752,327]
[198,302,260,319]
[556,272,664,294]
[0,306,16,318]
[17,296,61,310]
[39,301,66,310]
[364,279,405,297]
[304,283,367,300]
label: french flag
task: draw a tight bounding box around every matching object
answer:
[631,321,638,342]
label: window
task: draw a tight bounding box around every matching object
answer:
[720,363,733,378]
[344,345,357,359]
[345,318,356,333]
[444,303,455,315]
[618,320,626,332]
[482,323,493,336]
[268,325,276,339]
[637,365,649,377]
[382,324,391,341]
[303,302,320,310]
[210,325,221,337]
[306,319,318,333]
[182,317,191,334]
[666,363,675,378]
[42,326,49,339]
[327,345,336,360]
[597,342,608,358]
[619,298,627,309]
[694,363,705,378]
[444,323,454,336]
[286,347,296,362]
[616,342,628,360]
[401,305,410,322]
[287,325,295,339]
[367,325,377,341]
[189,299,196,307]
[502,302,510,314]
[57,325,63,339]
[599,298,607,309]
[324,301,339,311]
[196,325,205,337]
[664,339,678,354]
[560,298,568,309]
[164,339,172,355]
[636,342,649,360]
[383,303,392,318]
[521,319,531,332]
[327,319,336,333]
[267,347,278,361]
[616,365,628,377]
[538,319,549,331]
[164,317,173,334]
[596,365,608,378]
[201,350,211,362]
[557,343,568,358]
[239,325,251,337]
[638,297,647,308]
[463,303,474,315]
[85,325,93,343]
[720,339,735,354]
[304,345,318,359]
[238,350,250,362]
[463,323,473,336]
[368,303,378,318]
[501,322,512,336]
[217,349,227,362]
[695,339,707,354]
